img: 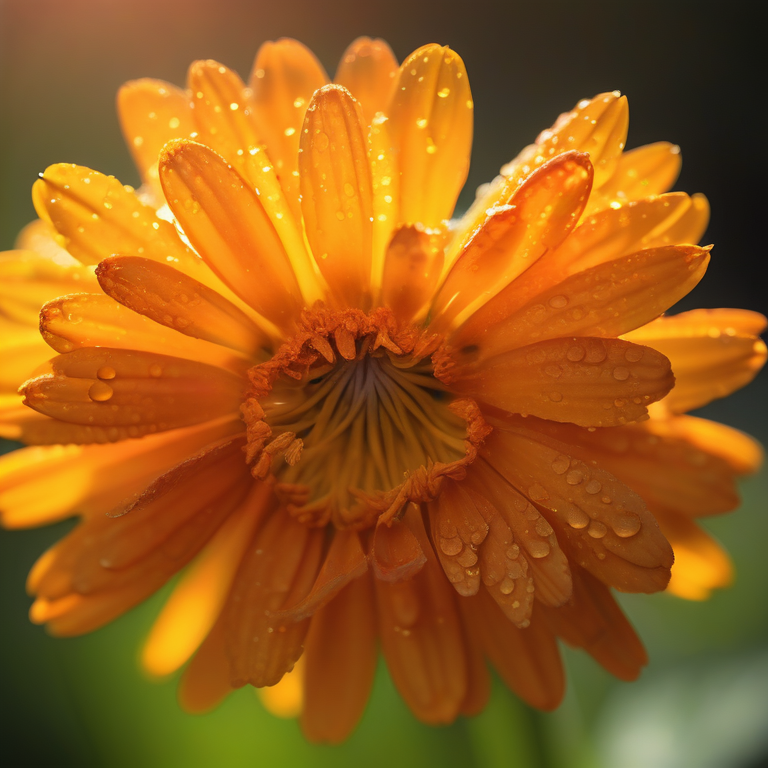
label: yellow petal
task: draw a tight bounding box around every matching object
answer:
[453,245,710,362]
[0,417,241,528]
[0,249,97,326]
[657,512,733,601]
[388,44,473,227]
[369,113,401,288]
[141,482,270,677]
[21,348,244,434]
[159,140,304,331]
[432,152,593,329]
[96,256,266,357]
[449,337,673,427]
[586,141,682,215]
[39,292,245,373]
[117,79,195,201]
[625,308,767,413]
[381,224,444,323]
[335,37,399,125]
[14,219,79,264]
[299,85,373,307]
[0,320,53,392]
[249,38,329,217]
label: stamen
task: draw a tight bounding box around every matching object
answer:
[242,306,490,529]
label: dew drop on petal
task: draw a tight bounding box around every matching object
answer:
[440,537,463,556]
[551,454,570,475]
[97,366,116,380]
[566,469,583,485]
[625,346,644,362]
[612,514,641,537]
[149,364,163,377]
[587,520,607,538]
[613,366,630,381]
[527,540,550,558]
[548,294,568,309]
[585,480,602,494]
[567,508,590,529]
[88,381,114,402]
[566,345,585,362]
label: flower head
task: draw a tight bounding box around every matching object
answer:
[0,37,764,742]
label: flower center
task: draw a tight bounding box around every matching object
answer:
[241,307,489,529]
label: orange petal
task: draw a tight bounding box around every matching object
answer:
[141,481,271,677]
[178,619,233,713]
[372,514,427,582]
[95,256,266,356]
[375,509,468,724]
[0,249,97,326]
[117,78,195,201]
[458,609,491,717]
[301,576,377,744]
[335,37,398,125]
[453,244,711,359]
[388,45,473,227]
[33,164,200,278]
[461,591,564,711]
[467,462,572,610]
[656,415,764,475]
[625,308,768,413]
[586,141,682,215]
[657,512,734,601]
[159,139,304,330]
[547,193,701,276]
[521,415,742,518]
[450,92,626,264]
[484,422,674,593]
[39,292,246,373]
[427,480,489,598]
[278,529,368,621]
[380,224,444,323]
[21,347,244,434]
[225,512,323,687]
[449,337,673,428]
[541,567,647,681]
[0,418,242,529]
[249,38,329,216]
[433,152,593,329]
[299,85,373,307]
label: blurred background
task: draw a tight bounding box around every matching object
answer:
[1,0,766,766]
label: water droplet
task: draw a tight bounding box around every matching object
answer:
[544,365,562,378]
[437,87,451,98]
[313,131,329,150]
[149,364,163,377]
[613,366,630,381]
[97,366,116,380]
[585,480,602,494]
[584,341,607,363]
[416,117,428,129]
[527,540,550,558]
[335,210,346,221]
[551,455,570,475]
[440,537,463,556]
[527,483,549,502]
[612,514,641,537]
[535,517,553,537]
[566,469,583,485]
[548,294,568,309]
[549,391,563,402]
[499,577,515,595]
[506,545,520,559]
[457,548,478,568]
[284,126,296,137]
[343,182,355,197]
[625,346,644,362]
[88,381,114,402]
[566,508,590,528]
[587,520,607,538]
[566,345,585,362]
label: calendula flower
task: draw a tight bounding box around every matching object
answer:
[0,37,764,742]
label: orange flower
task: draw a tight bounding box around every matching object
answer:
[0,37,764,742]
